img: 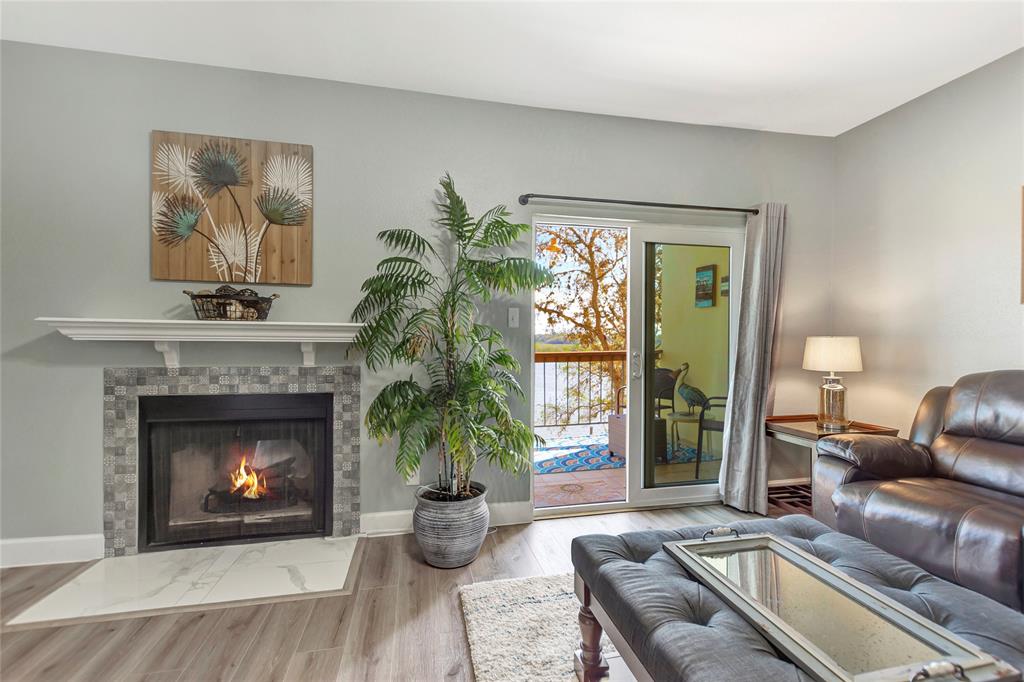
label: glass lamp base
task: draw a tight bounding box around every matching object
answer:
[817,376,850,432]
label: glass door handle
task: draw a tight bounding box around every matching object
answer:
[630,351,642,379]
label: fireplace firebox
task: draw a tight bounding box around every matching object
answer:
[138,393,333,552]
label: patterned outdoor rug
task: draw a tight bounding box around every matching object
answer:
[534,442,624,473]
[533,441,721,474]
[460,574,614,682]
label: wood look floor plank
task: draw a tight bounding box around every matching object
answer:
[1,504,758,682]
[356,534,402,589]
[229,600,314,682]
[128,608,227,676]
[524,519,589,575]
[469,526,544,582]
[393,534,447,680]
[436,624,475,682]
[493,524,546,576]
[5,619,128,681]
[179,605,272,682]
[337,585,399,681]
[282,646,345,682]
[0,562,91,622]
[435,562,474,634]
[0,627,58,679]
[70,615,180,682]
[294,595,355,653]
[140,672,183,682]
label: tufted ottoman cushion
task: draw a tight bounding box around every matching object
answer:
[571,515,1024,682]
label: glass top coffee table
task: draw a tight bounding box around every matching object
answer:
[663,530,1020,682]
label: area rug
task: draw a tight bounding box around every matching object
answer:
[460,573,614,682]
[533,442,624,473]
[666,444,723,465]
[533,441,721,474]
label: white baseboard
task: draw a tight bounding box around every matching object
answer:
[359,509,416,536]
[1,533,104,568]
[360,500,534,536]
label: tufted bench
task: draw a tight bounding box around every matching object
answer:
[570,515,1024,682]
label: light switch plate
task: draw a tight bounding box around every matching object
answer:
[507,306,520,328]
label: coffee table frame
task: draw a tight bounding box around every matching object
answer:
[663,533,1019,682]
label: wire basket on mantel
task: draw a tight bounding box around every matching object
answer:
[184,286,280,321]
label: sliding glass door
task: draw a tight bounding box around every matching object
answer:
[626,224,744,506]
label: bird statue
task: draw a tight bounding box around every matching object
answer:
[675,363,709,414]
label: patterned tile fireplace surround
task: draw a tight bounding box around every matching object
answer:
[103,365,360,557]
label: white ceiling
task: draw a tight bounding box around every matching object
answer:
[2,1,1022,136]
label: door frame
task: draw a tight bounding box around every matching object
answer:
[626,223,745,506]
[528,215,745,517]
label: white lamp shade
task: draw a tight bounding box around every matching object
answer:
[802,336,863,372]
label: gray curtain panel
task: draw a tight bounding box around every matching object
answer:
[720,202,787,514]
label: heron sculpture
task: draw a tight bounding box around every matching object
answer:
[675,363,709,414]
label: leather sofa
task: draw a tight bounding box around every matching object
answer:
[813,370,1024,611]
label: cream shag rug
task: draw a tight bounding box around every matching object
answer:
[460,573,615,682]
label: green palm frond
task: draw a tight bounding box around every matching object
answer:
[471,205,522,248]
[468,257,553,295]
[377,228,436,258]
[352,175,552,497]
[436,173,472,241]
[153,194,204,246]
[190,141,249,197]
[256,187,308,226]
[396,404,439,481]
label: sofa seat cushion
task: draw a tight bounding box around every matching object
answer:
[832,478,1024,610]
[571,515,1024,682]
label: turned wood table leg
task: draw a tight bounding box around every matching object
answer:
[574,582,609,682]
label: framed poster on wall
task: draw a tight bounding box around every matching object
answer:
[696,264,717,308]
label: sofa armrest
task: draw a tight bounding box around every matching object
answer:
[812,455,865,529]
[817,434,932,479]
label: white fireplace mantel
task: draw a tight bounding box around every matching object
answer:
[36,317,364,368]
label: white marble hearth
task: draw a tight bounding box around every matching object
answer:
[9,535,359,626]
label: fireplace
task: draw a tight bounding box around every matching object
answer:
[137,393,333,551]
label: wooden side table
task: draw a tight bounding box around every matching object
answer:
[765,414,899,515]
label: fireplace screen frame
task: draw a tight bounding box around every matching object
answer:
[137,393,334,552]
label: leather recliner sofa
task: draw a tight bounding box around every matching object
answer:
[813,370,1024,611]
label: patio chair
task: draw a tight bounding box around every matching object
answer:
[695,396,727,479]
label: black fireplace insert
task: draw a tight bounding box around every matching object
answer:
[138,393,333,552]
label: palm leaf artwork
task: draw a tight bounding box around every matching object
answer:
[189,141,250,197]
[353,174,553,499]
[153,143,196,194]
[150,132,313,285]
[256,187,307,226]
[207,222,262,282]
[152,194,205,246]
[263,154,313,208]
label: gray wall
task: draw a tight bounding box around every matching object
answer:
[1,41,836,539]
[834,50,1024,434]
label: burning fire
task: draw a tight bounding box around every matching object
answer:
[229,456,268,499]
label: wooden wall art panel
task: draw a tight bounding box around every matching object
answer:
[151,131,313,286]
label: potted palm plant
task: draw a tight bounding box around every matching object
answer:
[352,174,551,568]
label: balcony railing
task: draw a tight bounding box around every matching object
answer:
[534,350,626,428]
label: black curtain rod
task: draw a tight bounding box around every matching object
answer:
[517,193,758,216]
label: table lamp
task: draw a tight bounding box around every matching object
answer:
[802,336,862,432]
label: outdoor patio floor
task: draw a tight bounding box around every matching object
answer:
[532,432,722,509]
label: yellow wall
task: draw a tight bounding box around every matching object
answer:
[658,244,731,402]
